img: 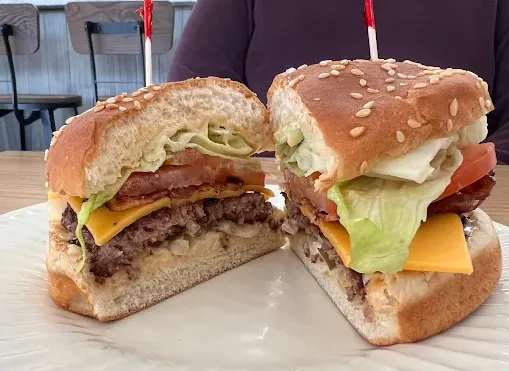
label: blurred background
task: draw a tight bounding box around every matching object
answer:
[0,0,194,151]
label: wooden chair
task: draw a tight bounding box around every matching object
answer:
[65,1,175,103]
[0,4,82,150]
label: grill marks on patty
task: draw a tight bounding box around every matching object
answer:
[61,193,279,282]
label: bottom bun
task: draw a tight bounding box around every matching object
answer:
[290,209,501,346]
[47,222,284,321]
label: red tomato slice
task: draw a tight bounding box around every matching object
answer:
[437,142,497,201]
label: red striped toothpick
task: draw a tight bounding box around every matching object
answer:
[363,0,379,60]
[136,0,154,85]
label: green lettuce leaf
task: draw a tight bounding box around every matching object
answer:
[167,124,254,160]
[275,125,329,177]
[327,145,463,274]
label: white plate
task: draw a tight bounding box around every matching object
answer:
[1,187,509,371]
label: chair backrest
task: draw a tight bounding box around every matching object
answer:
[65,1,174,55]
[0,4,39,56]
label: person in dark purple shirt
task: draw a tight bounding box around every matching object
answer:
[168,0,509,163]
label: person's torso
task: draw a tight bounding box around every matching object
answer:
[245,0,497,103]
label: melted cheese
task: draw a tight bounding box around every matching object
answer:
[301,206,473,274]
[61,186,274,246]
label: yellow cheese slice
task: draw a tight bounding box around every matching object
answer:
[303,206,473,274]
[64,186,273,246]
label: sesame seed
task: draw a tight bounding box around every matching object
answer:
[132,91,142,97]
[388,69,396,76]
[479,96,486,109]
[468,71,478,78]
[44,149,48,161]
[476,82,481,89]
[441,71,453,77]
[350,126,366,137]
[50,137,56,147]
[407,75,417,79]
[387,85,396,92]
[94,105,105,112]
[298,64,308,70]
[121,92,128,97]
[360,161,369,174]
[122,97,134,102]
[449,99,459,117]
[314,98,321,101]
[115,95,122,102]
[288,77,300,88]
[486,99,493,109]
[363,101,375,109]
[144,93,154,100]
[381,63,392,71]
[65,116,76,125]
[395,96,403,100]
[318,72,331,79]
[350,92,363,99]
[367,88,379,93]
[400,83,408,86]
[119,106,127,112]
[285,67,296,74]
[139,87,149,93]
[355,108,371,118]
[153,85,162,91]
[319,60,331,66]
[447,119,453,132]
[429,77,440,84]
[52,129,61,137]
[413,83,427,89]
[45,181,49,188]
[404,60,418,65]
[385,78,395,83]
[330,69,340,76]
[96,101,106,107]
[407,119,422,128]
[481,81,489,91]
[106,104,118,110]
[384,58,396,63]
[134,101,141,110]
[298,74,305,81]
[396,131,405,143]
[350,69,365,76]
[397,73,407,79]
[331,64,346,70]
[417,72,426,76]
[423,70,436,75]
[359,79,367,87]
[340,59,349,65]
[106,97,116,104]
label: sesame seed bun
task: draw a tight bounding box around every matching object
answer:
[290,208,501,346]
[46,77,271,198]
[267,59,494,186]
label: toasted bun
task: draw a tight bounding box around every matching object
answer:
[46,220,284,321]
[289,209,501,345]
[268,59,494,184]
[46,77,271,198]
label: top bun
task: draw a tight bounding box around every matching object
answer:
[268,59,494,184]
[46,77,270,198]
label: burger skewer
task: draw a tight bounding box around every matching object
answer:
[364,0,379,60]
[136,0,154,86]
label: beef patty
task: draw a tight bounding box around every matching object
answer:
[61,193,279,282]
[282,195,366,304]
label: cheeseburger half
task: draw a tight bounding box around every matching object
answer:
[46,77,284,320]
[268,59,501,345]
